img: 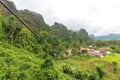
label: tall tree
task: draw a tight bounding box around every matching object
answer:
[6,15,22,43]
[0,14,2,34]
[0,14,3,40]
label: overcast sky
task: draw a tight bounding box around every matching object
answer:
[10,0,120,36]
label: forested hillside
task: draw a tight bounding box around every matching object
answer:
[0,0,92,55]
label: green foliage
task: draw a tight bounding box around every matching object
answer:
[75,68,87,80]
[88,70,100,80]
[112,61,118,67]
[71,48,78,55]
[0,14,2,40]
[0,14,2,34]
[0,14,5,41]
[5,15,22,43]
[81,50,88,54]
[63,64,73,75]
[39,69,58,80]
[95,40,108,47]
[0,42,42,80]
[111,46,120,53]
[70,40,81,48]
[40,58,59,80]
[112,61,118,73]
[96,65,105,78]
[41,58,54,69]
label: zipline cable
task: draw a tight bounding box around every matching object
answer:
[0,0,41,40]
[4,0,36,31]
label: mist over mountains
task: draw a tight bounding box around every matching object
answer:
[91,34,120,40]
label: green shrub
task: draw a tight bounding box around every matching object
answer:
[88,70,100,80]
[42,69,58,80]
[33,69,59,80]
[41,58,54,69]
[81,50,88,54]
[16,71,30,80]
[112,61,118,73]
[63,64,73,75]
[96,65,105,78]
[71,48,78,55]
[19,63,31,70]
[32,69,41,80]
[75,68,87,80]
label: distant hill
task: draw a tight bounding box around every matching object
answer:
[94,34,120,40]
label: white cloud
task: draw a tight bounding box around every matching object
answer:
[10,0,120,36]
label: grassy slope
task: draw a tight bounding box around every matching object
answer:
[0,41,74,80]
[0,41,120,80]
[0,41,44,79]
[56,54,120,80]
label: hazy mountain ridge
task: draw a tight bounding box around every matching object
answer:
[94,34,120,40]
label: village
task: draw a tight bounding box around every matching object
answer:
[63,45,112,58]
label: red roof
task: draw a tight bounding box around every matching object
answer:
[88,51,103,57]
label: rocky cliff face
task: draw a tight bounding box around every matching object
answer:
[0,0,16,16]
